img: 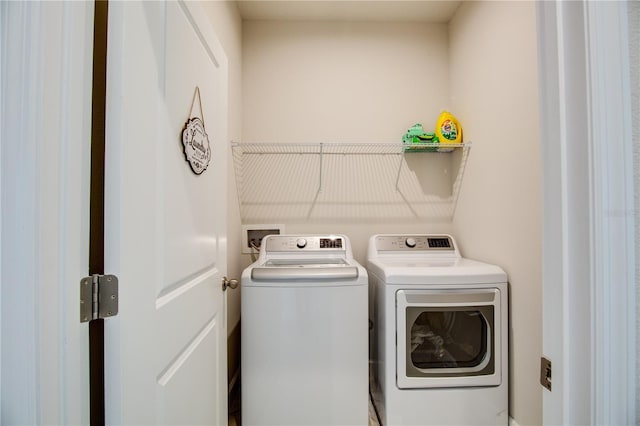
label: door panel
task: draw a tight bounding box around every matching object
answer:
[1,2,94,424]
[104,1,228,424]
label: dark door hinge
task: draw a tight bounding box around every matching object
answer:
[540,356,552,391]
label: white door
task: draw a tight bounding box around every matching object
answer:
[103,1,228,424]
[1,2,94,424]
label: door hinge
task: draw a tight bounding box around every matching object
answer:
[540,356,552,391]
[80,274,119,323]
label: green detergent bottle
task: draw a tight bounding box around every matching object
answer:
[402,124,439,152]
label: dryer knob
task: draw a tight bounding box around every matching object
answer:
[296,238,307,249]
[405,238,417,248]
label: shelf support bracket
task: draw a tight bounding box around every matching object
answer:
[395,145,405,191]
[318,143,324,193]
[306,143,324,219]
[450,145,471,216]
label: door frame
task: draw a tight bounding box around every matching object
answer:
[537,1,636,424]
[88,0,109,424]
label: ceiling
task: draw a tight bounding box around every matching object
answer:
[235,1,462,23]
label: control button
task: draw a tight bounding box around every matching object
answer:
[296,238,307,249]
[405,238,416,248]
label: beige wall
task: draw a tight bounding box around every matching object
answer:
[449,2,541,425]
[199,0,243,382]
[241,20,456,264]
[243,20,450,143]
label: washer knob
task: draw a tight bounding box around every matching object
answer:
[296,238,307,249]
[405,238,417,248]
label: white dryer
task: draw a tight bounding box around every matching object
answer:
[367,234,508,425]
[242,234,368,426]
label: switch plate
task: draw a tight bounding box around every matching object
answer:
[241,224,284,254]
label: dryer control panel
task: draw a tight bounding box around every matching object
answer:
[374,235,456,252]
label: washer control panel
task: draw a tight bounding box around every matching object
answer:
[374,235,455,251]
[265,235,346,252]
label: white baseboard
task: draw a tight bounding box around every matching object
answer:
[509,416,521,426]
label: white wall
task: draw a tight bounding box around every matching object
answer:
[632,0,640,418]
[241,20,455,264]
[633,4,640,415]
[449,2,541,425]
[243,20,450,143]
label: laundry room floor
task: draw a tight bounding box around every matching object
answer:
[368,395,382,426]
[226,384,381,426]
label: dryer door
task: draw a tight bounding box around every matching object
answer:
[396,289,502,389]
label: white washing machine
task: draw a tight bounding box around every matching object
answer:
[367,234,508,425]
[242,234,369,426]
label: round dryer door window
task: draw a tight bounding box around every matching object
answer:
[407,307,493,376]
[396,289,502,389]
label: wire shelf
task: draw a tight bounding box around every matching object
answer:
[231,142,472,223]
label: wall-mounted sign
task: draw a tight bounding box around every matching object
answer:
[182,86,211,175]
